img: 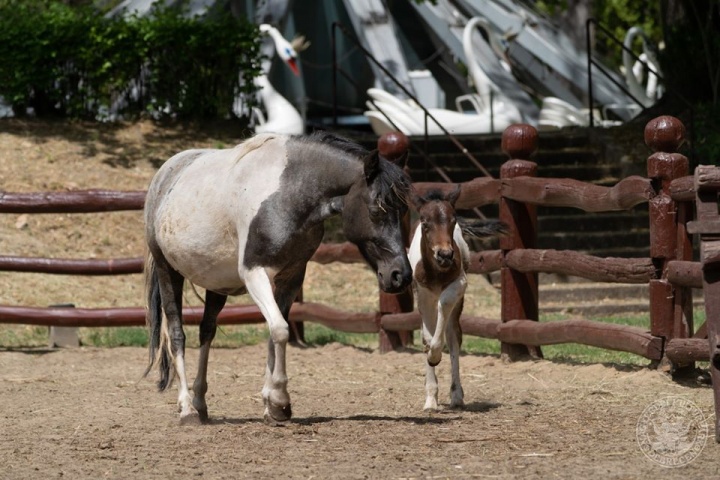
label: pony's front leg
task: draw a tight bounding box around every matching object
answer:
[244,267,292,424]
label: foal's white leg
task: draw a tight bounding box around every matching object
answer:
[428,278,466,366]
[446,310,464,408]
[243,267,292,424]
[423,333,440,412]
[417,292,440,410]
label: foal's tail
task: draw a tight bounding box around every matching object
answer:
[143,252,173,391]
[458,218,509,239]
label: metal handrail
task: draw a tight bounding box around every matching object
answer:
[331,21,494,180]
[585,19,694,160]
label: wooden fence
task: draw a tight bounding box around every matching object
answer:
[1,116,719,439]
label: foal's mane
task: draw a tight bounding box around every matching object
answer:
[420,189,450,203]
[300,131,412,209]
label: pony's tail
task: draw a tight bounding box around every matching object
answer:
[142,252,173,391]
[458,218,509,239]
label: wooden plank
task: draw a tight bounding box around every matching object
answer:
[500,176,654,212]
[0,190,145,213]
[505,249,655,283]
[666,260,703,289]
[497,319,662,360]
[665,338,710,363]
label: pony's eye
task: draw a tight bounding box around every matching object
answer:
[368,206,384,220]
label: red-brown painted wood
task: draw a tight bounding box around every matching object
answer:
[499,124,541,360]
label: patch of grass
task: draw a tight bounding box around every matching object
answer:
[303,324,378,349]
[0,310,708,370]
[0,325,49,348]
[80,327,147,347]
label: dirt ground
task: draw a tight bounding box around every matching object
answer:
[1,119,719,479]
[0,343,718,479]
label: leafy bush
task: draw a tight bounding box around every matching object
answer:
[0,0,262,120]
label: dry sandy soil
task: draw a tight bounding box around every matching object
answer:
[0,119,719,479]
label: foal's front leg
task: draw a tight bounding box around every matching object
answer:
[446,301,464,409]
[243,267,292,424]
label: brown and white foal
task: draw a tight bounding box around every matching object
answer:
[408,186,505,410]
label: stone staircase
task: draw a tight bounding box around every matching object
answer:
[347,126,652,259]
[339,125,678,316]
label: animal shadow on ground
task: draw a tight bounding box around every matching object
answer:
[208,402,502,426]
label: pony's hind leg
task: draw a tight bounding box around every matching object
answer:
[153,259,195,423]
[192,290,227,423]
[446,300,465,409]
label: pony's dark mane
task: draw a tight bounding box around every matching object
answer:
[375,158,412,209]
[302,130,370,158]
[300,131,411,209]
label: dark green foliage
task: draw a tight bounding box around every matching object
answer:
[0,0,262,120]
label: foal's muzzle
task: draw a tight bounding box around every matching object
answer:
[435,248,454,269]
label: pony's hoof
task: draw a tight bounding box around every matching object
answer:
[192,399,210,423]
[264,402,292,426]
[449,400,465,410]
[179,411,202,426]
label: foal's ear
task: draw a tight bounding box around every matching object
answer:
[410,188,426,211]
[446,184,462,207]
[363,150,380,183]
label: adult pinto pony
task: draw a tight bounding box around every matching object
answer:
[409,186,506,411]
[143,131,413,424]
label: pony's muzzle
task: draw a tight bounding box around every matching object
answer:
[377,264,412,294]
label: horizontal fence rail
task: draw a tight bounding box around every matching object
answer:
[2,116,720,439]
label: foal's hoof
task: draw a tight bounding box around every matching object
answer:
[427,354,442,367]
[264,402,293,426]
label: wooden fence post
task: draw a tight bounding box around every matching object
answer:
[692,165,720,441]
[499,124,542,360]
[645,116,694,371]
[377,132,414,352]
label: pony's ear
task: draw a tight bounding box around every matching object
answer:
[410,188,426,211]
[446,184,462,207]
[363,149,380,183]
[381,150,409,169]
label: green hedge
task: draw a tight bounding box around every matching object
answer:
[0,1,262,120]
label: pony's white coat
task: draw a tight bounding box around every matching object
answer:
[408,223,469,411]
[150,134,286,293]
[144,131,413,424]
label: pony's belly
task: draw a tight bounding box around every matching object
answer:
[156,225,245,292]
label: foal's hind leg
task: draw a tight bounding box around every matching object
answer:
[192,290,227,423]
[154,259,195,423]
